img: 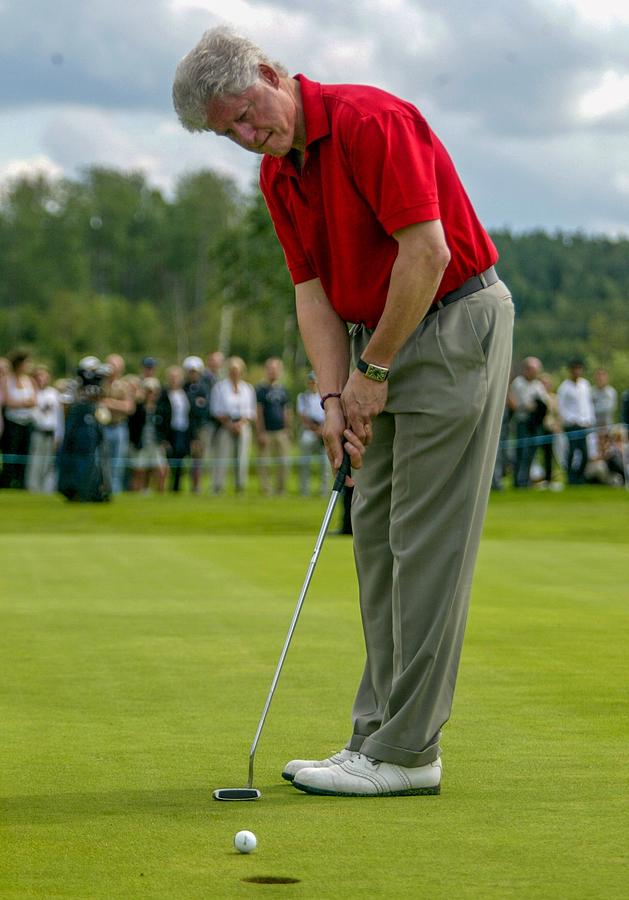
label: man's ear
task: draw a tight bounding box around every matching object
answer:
[259,63,280,88]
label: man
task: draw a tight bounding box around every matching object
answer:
[173,28,514,797]
[201,350,225,487]
[140,357,160,381]
[557,358,595,485]
[296,371,328,497]
[256,357,291,495]
[509,357,548,488]
[591,368,617,432]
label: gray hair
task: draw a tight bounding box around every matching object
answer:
[172,26,288,133]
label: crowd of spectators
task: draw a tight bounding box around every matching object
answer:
[1,348,628,499]
[0,349,329,499]
[498,357,628,490]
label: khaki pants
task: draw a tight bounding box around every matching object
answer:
[213,423,252,493]
[347,281,514,766]
[258,430,291,494]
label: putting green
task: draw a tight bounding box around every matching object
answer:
[0,488,627,898]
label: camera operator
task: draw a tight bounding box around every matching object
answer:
[57,357,112,502]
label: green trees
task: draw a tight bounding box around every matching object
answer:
[1,166,628,383]
[492,230,629,375]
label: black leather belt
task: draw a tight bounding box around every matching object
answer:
[427,266,498,316]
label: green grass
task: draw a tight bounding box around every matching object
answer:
[1,488,628,898]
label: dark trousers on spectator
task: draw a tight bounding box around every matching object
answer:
[168,430,190,492]
[513,420,538,487]
[540,429,554,483]
[0,420,31,489]
[564,425,588,484]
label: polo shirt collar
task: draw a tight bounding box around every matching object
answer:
[275,74,329,175]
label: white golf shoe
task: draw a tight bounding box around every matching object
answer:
[282,748,357,782]
[292,753,442,796]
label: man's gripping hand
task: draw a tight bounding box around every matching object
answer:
[339,368,387,469]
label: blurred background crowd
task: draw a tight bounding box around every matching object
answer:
[1,347,628,501]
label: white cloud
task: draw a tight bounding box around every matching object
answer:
[28,103,257,194]
[0,155,63,184]
[578,70,629,120]
[550,0,629,27]
[614,172,629,196]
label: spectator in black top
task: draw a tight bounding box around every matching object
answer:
[256,357,291,495]
[622,389,629,429]
[128,377,168,492]
[156,366,191,492]
[183,355,212,493]
[0,351,36,489]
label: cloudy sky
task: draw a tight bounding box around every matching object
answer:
[2,0,628,233]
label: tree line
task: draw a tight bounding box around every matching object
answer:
[1,167,628,386]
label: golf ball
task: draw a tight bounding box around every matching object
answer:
[234,830,257,854]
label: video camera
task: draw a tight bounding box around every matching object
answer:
[68,356,111,401]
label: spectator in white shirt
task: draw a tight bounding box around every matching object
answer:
[591,368,617,431]
[296,371,329,496]
[509,357,548,488]
[210,356,256,494]
[557,358,595,485]
[26,366,62,493]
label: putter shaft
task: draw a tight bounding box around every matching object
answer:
[246,452,351,788]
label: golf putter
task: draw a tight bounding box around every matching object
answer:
[213,450,352,800]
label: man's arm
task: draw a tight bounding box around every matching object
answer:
[295,278,350,469]
[340,219,450,467]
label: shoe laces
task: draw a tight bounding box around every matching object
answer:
[355,753,380,768]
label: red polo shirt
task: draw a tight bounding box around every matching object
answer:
[260,75,498,329]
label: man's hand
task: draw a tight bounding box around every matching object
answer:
[340,368,387,466]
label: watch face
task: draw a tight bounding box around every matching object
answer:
[366,364,388,382]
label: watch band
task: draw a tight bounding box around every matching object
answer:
[356,357,390,382]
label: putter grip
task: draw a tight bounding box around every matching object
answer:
[333,451,352,493]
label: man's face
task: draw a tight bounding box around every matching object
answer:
[206,67,296,157]
[207,352,224,373]
[266,359,282,382]
[569,365,584,381]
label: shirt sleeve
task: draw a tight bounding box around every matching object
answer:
[259,164,316,285]
[347,109,441,235]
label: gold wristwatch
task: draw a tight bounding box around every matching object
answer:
[356,357,390,382]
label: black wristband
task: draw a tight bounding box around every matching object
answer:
[320,392,342,410]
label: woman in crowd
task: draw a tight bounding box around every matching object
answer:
[155,366,191,493]
[210,356,256,494]
[0,351,36,489]
[26,365,62,493]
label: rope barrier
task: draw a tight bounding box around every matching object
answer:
[1,424,627,479]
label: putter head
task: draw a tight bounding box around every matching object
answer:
[213,788,261,801]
